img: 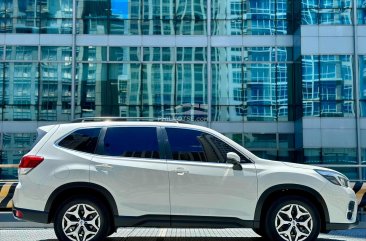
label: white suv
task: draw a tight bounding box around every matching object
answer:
[13,120,358,241]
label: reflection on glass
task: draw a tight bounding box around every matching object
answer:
[0,64,3,105]
[110,19,140,35]
[176,0,207,20]
[143,48,174,62]
[3,133,36,150]
[211,20,243,35]
[303,148,321,164]
[175,20,206,35]
[319,0,352,8]
[302,55,354,117]
[360,56,366,101]
[41,19,73,34]
[211,0,243,20]
[76,0,109,18]
[75,63,108,117]
[320,55,353,101]
[251,150,277,160]
[302,55,319,100]
[41,0,73,18]
[77,46,107,61]
[358,9,366,24]
[211,47,242,62]
[2,0,75,34]
[279,134,295,148]
[245,0,276,20]
[302,0,353,25]
[211,105,244,121]
[1,150,28,178]
[277,47,293,62]
[141,20,174,35]
[142,0,174,20]
[5,63,39,106]
[244,63,276,106]
[212,64,243,105]
[142,64,175,105]
[247,105,277,121]
[78,19,108,34]
[244,47,274,62]
[177,47,206,62]
[109,63,141,106]
[302,9,318,24]
[40,63,72,121]
[302,55,320,116]
[112,0,141,19]
[244,20,276,35]
[3,106,38,121]
[6,46,38,61]
[41,47,72,62]
[176,64,207,105]
[244,133,277,148]
[110,47,140,61]
[278,150,296,162]
[224,133,243,145]
[318,9,352,24]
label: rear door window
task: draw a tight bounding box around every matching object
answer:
[58,128,101,154]
[102,127,160,159]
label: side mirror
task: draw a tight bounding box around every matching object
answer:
[226,152,242,171]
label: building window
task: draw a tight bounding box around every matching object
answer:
[302,55,354,117]
[302,0,352,25]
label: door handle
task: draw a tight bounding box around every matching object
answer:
[173,168,189,176]
[95,164,113,169]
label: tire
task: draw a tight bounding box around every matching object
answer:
[263,196,320,241]
[54,196,110,241]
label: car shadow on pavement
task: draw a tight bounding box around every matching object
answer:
[39,238,346,241]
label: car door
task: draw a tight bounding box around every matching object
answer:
[164,127,257,224]
[90,126,170,222]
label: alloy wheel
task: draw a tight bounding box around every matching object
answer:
[61,204,101,241]
[275,204,313,241]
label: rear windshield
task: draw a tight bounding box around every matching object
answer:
[58,128,101,154]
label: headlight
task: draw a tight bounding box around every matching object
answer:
[315,169,350,187]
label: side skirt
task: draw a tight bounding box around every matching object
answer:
[114,215,256,228]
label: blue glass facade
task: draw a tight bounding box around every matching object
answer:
[0,0,365,182]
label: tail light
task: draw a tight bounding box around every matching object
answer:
[19,155,44,175]
[14,209,24,219]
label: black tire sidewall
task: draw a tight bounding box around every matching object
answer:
[264,196,320,241]
[54,197,110,241]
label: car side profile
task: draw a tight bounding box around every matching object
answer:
[12,119,358,241]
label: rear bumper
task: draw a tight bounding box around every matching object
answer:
[12,206,49,224]
[326,220,359,231]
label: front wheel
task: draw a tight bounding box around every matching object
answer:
[54,197,110,241]
[264,196,321,241]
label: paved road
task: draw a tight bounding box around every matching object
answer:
[0,227,366,241]
[1,212,366,241]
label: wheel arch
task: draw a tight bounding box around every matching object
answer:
[45,182,118,223]
[254,184,330,232]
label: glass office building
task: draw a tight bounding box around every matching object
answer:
[0,0,365,183]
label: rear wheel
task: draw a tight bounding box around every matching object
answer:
[54,197,110,241]
[264,196,320,241]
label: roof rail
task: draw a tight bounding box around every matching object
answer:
[71,117,181,123]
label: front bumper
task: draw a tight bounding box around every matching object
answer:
[12,206,49,224]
